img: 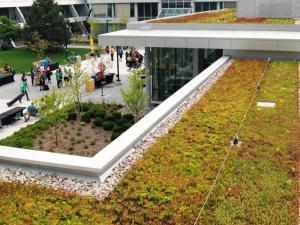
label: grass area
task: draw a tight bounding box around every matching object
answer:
[0,102,134,157]
[151,9,295,24]
[0,60,298,224]
[0,48,90,73]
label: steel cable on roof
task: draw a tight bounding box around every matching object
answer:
[193,57,271,225]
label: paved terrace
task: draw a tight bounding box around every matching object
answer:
[0,52,133,140]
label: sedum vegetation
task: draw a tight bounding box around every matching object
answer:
[151,9,295,24]
[0,60,298,224]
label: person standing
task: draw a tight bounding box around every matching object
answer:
[118,47,124,60]
[19,77,29,102]
[46,66,52,84]
[55,68,63,88]
[110,47,115,61]
[30,68,35,86]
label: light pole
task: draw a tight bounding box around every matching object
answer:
[106,19,112,33]
[64,24,70,62]
[116,46,121,82]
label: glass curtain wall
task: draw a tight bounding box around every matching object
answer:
[137,3,158,21]
[152,48,222,102]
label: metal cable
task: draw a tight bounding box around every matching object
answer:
[193,58,270,225]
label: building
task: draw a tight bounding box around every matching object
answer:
[0,0,237,34]
[0,0,90,33]
[237,0,300,18]
[87,0,236,33]
[99,4,299,103]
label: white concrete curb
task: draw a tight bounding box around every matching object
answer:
[0,56,231,180]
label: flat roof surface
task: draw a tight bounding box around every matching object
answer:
[99,28,300,51]
[149,9,295,24]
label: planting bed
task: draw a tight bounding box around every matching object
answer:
[150,9,295,24]
[0,102,135,157]
[0,59,298,224]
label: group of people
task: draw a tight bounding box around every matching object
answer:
[105,46,144,70]
[27,66,71,91]
[125,49,143,70]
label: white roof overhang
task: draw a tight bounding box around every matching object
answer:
[99,25,300,52]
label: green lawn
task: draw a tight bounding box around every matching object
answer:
[0,60,298,224]
[0,48,90,73]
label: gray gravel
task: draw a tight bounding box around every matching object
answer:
[0,59,233,199]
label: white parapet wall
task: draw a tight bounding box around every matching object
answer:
[0,56,230,180]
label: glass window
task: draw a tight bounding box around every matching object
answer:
[195,2,203,12]
[203,2,210,11]
[130,3,135,17]
[152,4,158,17]
[210,2,217,10]
[224,2,236,8]
[152,48,223,102]
[138,3,144,17]
[145,3,151,17]
[220,2,224,9]
[107,3,113,17]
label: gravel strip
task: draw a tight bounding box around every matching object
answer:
[0,59,233,199]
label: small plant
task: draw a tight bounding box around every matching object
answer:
[104,114,115,122]
[93,118,103,127]
[76,132,82,137]
[81,113,91,123]
[68,146,74,151]
[103,121,114,131]
[111,112,122,120]
[70,137,75,142]
[84,145,88,149]
[90,140,96,146]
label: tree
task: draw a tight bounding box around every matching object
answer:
[64,61,89,115]
[34,88,69,146]
[26,31,48,60]
[120,69,147,122]
[0,16,21,50]
[24,0,70,50]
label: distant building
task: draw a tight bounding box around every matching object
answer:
[237,0,300,18]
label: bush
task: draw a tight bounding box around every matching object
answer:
[123,113,135,122]
[81,113,91,123]
[94,109,106,118]
[81,103,90,112]
[104,114,115,122]
[93,118,103,127]
[87,106,106,119]
[66,111,77,121]
[103,121,114,131]
[111,112,122,120]
[116,118,128,126]
[111,131,121,140]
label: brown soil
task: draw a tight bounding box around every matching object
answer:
[32,120,112,157]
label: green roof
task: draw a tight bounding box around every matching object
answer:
[150,9,295,24]
[0,59,298,224]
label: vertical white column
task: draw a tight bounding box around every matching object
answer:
[135,3,138,21]
[145,47,152,110]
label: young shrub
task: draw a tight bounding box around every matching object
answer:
[93,118,104,127]
[104,114,115,122]
[66,110,77,121]
[111,111,122,120]
[111,131,121,140]
[94,109,106,118]
[122,113,135,123]
[81,113,91,123]
[103,121,114,131]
